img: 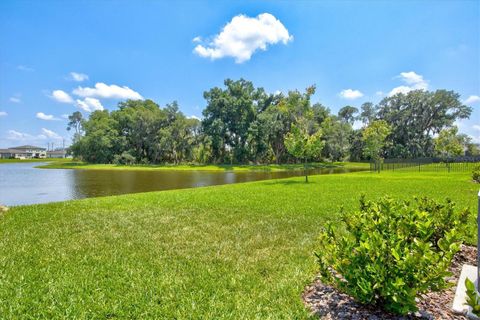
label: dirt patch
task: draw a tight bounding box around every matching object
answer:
[303,245,477,319]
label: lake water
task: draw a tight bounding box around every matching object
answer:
[0,162,365,206]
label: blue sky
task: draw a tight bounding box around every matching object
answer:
[1,0,479,148]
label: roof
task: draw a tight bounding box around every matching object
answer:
[10,145,46,151]
[0,148,28,154]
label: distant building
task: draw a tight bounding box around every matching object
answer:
[0,148,28,159]
[46,150,67,158]
[2,145,47,159]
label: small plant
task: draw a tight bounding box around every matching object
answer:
[316,196,469,315]
[465,278,480,317]
[473,164,480,183]
[113,151,136,165]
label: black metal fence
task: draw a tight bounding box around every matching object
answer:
[370,156,480,172]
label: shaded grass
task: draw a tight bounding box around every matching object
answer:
[37,161,370,172]
[0,170,477,319]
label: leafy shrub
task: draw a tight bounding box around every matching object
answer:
[473,164,480,183]
[465,278,480,316]
[113,151,136,165]
[316,196,469,315]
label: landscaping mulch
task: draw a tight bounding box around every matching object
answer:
[303,245,477,320]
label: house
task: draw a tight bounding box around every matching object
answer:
[0,148,28,159]
[8,145,47,158]
[46,150,67,158]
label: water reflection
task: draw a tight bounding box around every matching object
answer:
[0,162,365,206]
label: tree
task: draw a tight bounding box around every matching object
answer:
[284,123,325,182]
[362,120,391,171]
[338,106,358,124]
[359,102,376,126]
[321,116,352,162]
[434,126,466,158]
[67,111,84,143]
[202,79,269,163]
[376,90,472,158]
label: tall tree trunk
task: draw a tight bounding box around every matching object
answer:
[304,157,308,183]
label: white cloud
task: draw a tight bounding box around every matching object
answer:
[464,95,480,105]
[61,114,69,119]
[187,115,201,121]
[0,111,7,117]
[41,128,61,139]
[193,13,293,63]
[473,125,480,132]
[375,91,384,96]
[9,97,21,103]
[339,89,364,100]
[76,98,104,112]
[69,72,89,82]
[388,71,428,96]
[192,36,202,43]
[72,82,143,100]
[51,90,74,103]
[7,130,29,140]
[36,112,60,121]
[17,65,34,72]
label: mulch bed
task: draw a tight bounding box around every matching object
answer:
[303,245,477,319]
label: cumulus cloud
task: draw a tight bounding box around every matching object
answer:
[76,98,104,112]
[7,128,61,141]
[389,71,428,96]
[0,111,7,117]
[51,90,74,103]
[187,115,201,121]
[339,89,364,100]
[9,97,21,103]
[36,112,60,121]
[41,128,61,139]
[193,13,293,63]
[464,95,480,105]
[72,82,143,100]
[69,72,89,82]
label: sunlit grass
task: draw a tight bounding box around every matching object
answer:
[0,170,477,319]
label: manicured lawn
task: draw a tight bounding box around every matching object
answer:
[37,161,369,172]
[0,170,477,319]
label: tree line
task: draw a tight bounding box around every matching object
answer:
[67,78,477,164]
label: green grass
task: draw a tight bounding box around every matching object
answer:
[37,161,370,172]
[0,170,478,319]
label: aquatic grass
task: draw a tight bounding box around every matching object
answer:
[37,161,370,172]
[0,170,477,319]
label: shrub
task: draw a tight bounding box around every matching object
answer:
[113,151,136,165]
[473,164,480,183]
[316,196,469,315]
[465,278,480,316]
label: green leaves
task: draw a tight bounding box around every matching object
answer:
[316,196,467,315]
[465,278,480,316]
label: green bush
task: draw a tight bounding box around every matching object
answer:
[473,164,480,183]
[316,196,469,315]
[113,151,136,165]
[465,278,480,316]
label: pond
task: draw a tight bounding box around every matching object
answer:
[0,162,366,206]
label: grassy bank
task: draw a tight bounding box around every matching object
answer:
[0,170,477,319]
[38,161,370,171]
[0,158,70,164]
